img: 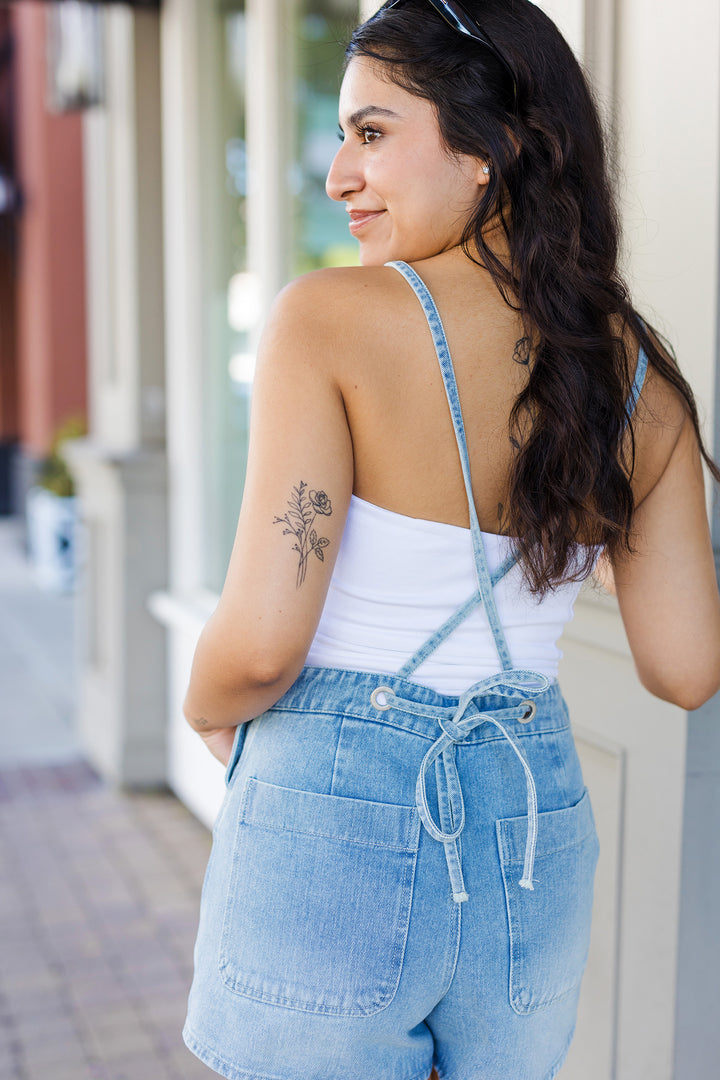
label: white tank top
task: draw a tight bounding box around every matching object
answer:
[306,494,591,695]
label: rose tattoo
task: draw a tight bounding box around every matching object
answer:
[309,490,332,516]
[274,481,332,588]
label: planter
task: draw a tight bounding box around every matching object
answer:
[26,486,77,592]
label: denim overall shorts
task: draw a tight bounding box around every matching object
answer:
[184,262,648,1080]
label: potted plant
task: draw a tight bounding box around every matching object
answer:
[26,415,87,592]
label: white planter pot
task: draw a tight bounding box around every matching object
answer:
[26,487,77,592]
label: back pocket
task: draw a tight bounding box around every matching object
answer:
[496,787,600,1014]
[219,777,421,1017]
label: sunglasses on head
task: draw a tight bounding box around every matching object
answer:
[381,0,518,111]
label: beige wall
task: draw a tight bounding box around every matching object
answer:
[617,0,718,427]
[556,2,720,1076]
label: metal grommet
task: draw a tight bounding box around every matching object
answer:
[370,686,393,711]
[518,699,536,724]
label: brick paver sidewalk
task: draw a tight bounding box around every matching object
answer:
[0,761,216,1080]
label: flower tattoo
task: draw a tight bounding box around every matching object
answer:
[274,481,332,588]
[309,490,332,516]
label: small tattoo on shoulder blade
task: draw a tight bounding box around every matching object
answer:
[273,481,332,588]
[512,337,531,366]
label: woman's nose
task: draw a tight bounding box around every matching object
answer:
[326,142,363,202]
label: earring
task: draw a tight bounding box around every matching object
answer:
[482,165,490,175]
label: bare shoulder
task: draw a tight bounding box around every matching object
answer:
[256,265,412,388]
[270,265,405,328]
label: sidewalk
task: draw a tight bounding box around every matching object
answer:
[0,516,216,1079]
[0,515,80,765]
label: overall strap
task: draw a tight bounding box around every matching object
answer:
[387,260,514,672]
[396,550,517,679]
[390,292,650,681]
[625,342,648,423]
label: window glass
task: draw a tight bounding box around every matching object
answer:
[203,0,250,593]
[203,0,360,593]
[290,0,360,275]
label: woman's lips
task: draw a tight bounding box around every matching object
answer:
[348,210,385,235]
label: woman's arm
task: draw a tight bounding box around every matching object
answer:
[612,407,720,711]
[182,273,354,746]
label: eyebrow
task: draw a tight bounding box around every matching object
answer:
[343,106,402,127]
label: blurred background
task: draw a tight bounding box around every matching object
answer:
[0,1,718,1078]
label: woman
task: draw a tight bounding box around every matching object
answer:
[182,2,720,1078]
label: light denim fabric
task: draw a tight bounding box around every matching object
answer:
[185,667,598,1080]
[184,262,644,1079]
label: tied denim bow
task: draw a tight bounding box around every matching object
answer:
[371,670,550,903]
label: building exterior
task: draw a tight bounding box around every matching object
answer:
[47,0,720,1076]
[1,0,88,517]
[0,5,18,515]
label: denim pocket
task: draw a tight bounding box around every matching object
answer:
[496,787,600,1015]
[219,777,421,1016]
[223,723,247,787]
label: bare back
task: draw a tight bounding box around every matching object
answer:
[336,252,528,533]
[334,250,669,537]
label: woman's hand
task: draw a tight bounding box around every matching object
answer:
[196,726,238,768]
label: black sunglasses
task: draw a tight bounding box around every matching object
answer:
[382,0,518,111]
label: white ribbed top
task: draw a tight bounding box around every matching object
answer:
[305,495,590,695]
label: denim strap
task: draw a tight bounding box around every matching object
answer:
[387,260,514,672]
[396,551,518,680]
[626,341,648,422]
[387,263,650,679]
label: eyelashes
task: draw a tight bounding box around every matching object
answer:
[359,125,383,143]
[336,123,384,145]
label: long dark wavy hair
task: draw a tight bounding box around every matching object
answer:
[348,0,719,594]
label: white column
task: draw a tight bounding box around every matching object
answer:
[245,0,294,339]
[83,5,165,452]
[73,5,168,787]
[159,0,206,595]
[154,0,227,822]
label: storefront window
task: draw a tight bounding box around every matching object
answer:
[203,0,250,593]
[291,0,360,275]
[203,0,359,593]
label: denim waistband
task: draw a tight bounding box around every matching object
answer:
[268,666,567,744]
